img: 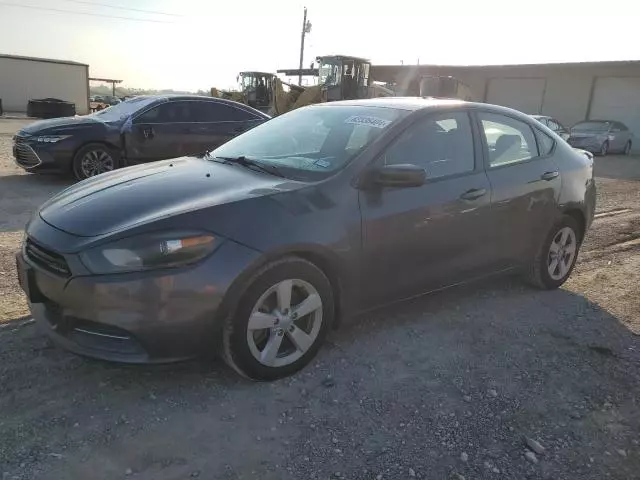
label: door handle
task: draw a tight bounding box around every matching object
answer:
[540,171,559,181]
[143,127,154,139]
[459,188,487,201]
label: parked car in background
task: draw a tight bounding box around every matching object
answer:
[530,115,570,141]
[16,99,596,380]
[568,120,633,156]
[13,95,269,180]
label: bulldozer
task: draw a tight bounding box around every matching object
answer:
[315,54,394,101]
[270,54,395,115]
[211,71,307,116]
[212,55,396,117]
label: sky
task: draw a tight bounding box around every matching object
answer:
[1,0,639,91]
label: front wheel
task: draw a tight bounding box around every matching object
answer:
[527,215,581,289]
[624,141,632,155]
[72,143,119,181]
[221,257,334,380]
[599,141,609,156]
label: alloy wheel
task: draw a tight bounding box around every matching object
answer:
[80,149,114,177]
[246,279,323,368]
[547,226,577,281]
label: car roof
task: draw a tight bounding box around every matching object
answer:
[315,97,533,117]
[130,94,270,117]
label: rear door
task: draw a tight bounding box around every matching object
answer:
[194,101,266,152]
[359,109,496,305]
[475,110,561,263]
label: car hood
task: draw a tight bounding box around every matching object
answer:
[38,157,299,237]
[20,115,108,135]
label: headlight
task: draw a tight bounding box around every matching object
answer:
[35,135,72,143]
[80,232,218,274]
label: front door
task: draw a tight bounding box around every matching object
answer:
[359,110,495,306]
[125,101,191,163]
[475,110,562,264]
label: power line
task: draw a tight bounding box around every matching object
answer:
[62,0,182,17]
[0,2,175,23]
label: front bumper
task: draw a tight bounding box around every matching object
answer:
[16,228,262,363]
[13,137,79,172]
[567,138,604,153]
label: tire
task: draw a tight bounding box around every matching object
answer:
[72,143,120,181]
[623,141,632,155]
[527,215,582,290]
[221,257,334,381]
[599,141,609,156]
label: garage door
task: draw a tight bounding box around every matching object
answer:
[486,78,546,114]
[590,77,640,150]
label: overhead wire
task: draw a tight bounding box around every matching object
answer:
[61,0,182,17]
[0,1,175,23]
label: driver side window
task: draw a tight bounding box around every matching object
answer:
[382,111,475,179]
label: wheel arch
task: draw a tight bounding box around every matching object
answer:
[562,208,586,242]
[216,245,348,336]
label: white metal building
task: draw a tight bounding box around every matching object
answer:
[372,61,640,151]
[0,54,89,114]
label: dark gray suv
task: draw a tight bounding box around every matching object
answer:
[16,98,596,380]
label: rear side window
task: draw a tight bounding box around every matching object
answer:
[135,101,196,123]
[196,101,259,122]
[536,130,555,156]
[478,112,539,167]
[382,111,475,179]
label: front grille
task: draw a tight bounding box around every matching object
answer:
[14,141,42,168]
[25,239,70,277]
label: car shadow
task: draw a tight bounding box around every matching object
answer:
[0,173,73,232]
[2,275,639,478]
[2,275,639,479]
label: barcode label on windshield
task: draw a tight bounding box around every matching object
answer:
[345,116,391,129]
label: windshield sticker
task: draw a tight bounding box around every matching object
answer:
[345,115,391,129]
[314,159,331,168]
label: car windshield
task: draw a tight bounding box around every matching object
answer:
[92,96,159,121]
[211,105,407,180]
[572,121,610,133]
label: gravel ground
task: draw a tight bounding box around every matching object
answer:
[1,118,639,480]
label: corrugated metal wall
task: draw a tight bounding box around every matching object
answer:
[0,56,88,114]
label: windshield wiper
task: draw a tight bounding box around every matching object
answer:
[212,155,285,178]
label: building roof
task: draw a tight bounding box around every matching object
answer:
[372,59,640,71]
[0,53,88,67]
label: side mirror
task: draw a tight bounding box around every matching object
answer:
[373,164,426,188]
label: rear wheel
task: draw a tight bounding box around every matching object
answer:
[72,143,119,181]
[527,215,581,289]
[221,257,334,380]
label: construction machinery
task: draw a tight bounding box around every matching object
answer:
[212,55,397,117]
[315,54,394,101]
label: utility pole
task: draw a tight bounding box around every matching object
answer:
[298,7,312,86]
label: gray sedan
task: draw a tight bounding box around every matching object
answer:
[16,99,596,380]
[568,120,633,156]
